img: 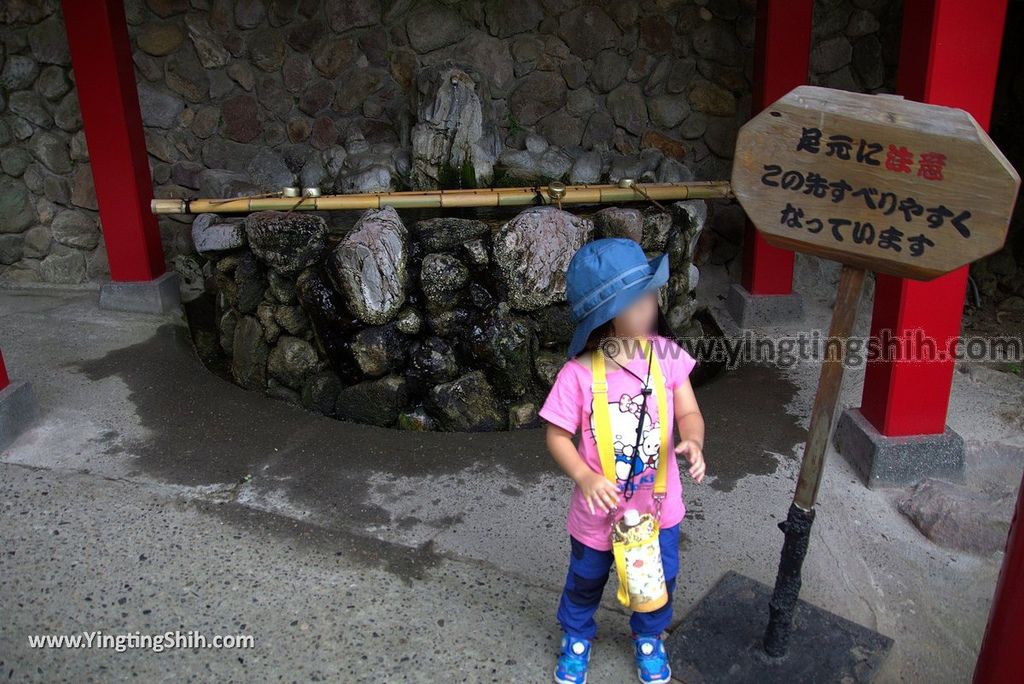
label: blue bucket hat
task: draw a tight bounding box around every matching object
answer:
[564,237,670,360]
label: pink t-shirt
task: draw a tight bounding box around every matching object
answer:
[539,334,698,551]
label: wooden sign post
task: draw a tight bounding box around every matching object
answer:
[730,86,1020,658]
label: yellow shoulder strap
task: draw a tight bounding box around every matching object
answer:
[590,348,619,484]
[591,336,670,496]
[648,338,669,497]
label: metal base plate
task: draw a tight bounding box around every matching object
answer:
[665,571,893,683]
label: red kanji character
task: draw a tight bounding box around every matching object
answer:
[885,145,914,173]
[917,152,946,180]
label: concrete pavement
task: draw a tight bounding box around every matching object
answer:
[1,282,1021,682]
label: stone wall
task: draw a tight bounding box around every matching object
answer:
[187,201,706,431]
[0,0,902,286]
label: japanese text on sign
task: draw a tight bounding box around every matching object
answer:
[759,159,972,259]
[795,127,948,180]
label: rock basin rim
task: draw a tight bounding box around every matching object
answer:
[183,201,710,433]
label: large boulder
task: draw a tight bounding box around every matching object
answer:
[296,267,361,381]
[412,217,488,252]
[665,199,708,329]
[558,5,620,60]
[267,335,320,390]
[327,206,408,325]
[405,1,468,53]
[509,71,567,127]
[244,211,327,275]
[231,316,269,391]
[234,252,266,315]
[273,305,308,336]
[427,370,506,432]
[492,206,592,311]
[350,323,406,377]
[420,252,469,306]
[301,370,342,416]
[197,169,260,198]
[593,206,643,242]
[0,234,24,265]
[533,304,574,348]
[467,303,536,399]
[641,209,673,252]
[407,336,461,388]
[339,163,393,193]
[192,213,246,254]
[898,478,1012,556]
[410,66,494,189]
[0,178,37,233]
[39,250,86,284]
[335,374,408,427]
[51,209,99,249]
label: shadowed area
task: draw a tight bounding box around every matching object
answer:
[73,322,804,524]
[693,363,806,492]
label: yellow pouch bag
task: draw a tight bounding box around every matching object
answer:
[591,336,670,612]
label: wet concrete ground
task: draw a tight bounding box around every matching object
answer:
[1,284,1021,682]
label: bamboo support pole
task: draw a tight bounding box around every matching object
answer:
[150,180,734,215]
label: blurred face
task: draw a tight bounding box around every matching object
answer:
[612,290,658,339]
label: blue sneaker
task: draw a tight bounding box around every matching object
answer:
[554,632,592,684]
[633,633,671,684]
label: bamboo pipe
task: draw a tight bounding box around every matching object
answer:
[150,180,734,215]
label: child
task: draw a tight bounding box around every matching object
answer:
[539,237,706,684]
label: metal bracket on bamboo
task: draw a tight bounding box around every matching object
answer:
[149,180,735,216]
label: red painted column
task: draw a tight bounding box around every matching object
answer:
[61,0,165,283]
[973,471,1024,682]
[0,351,9,391]
[740,0,813,295]
[859,0,1009,436]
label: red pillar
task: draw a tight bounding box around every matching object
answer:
[61,0,165,283]
[0,351,9,392]
[859,0,1009,436]
[973,471,1024,682]
[740,0,813,295]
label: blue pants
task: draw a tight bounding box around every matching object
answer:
[556,522,680,640]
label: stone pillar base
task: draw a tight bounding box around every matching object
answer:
[725,283,804,329]
[833,407,966,488]
[99,271,180,314]
[0,381,39,451]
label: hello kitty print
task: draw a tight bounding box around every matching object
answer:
[588,388,661,496]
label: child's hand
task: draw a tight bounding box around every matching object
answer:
[575,470,621,515]
[676,439,706,484]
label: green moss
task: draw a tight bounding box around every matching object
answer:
[459,157,477,189]
[434,157,480,190]
[436,163,454,189]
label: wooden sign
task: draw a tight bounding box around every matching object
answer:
[731,85,1020,280]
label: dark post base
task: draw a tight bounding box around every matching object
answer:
[665,571,893,683]
[764,502,816,656]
